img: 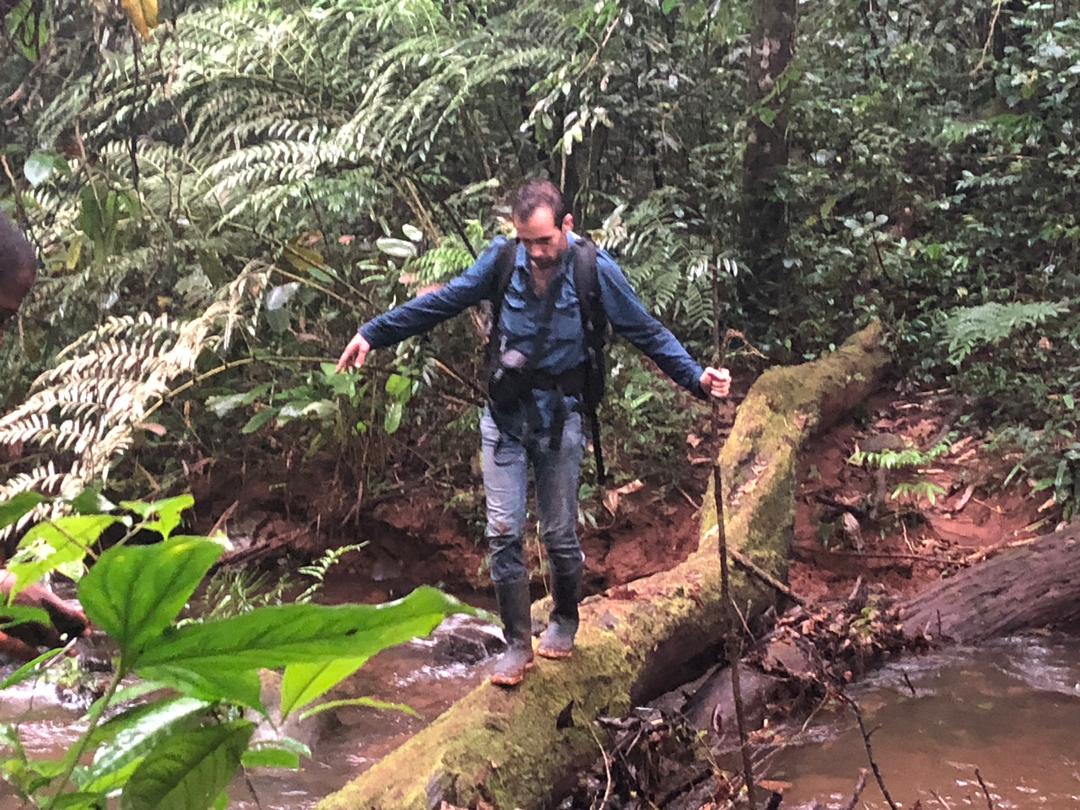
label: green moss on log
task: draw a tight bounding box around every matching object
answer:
[318,323,888,810]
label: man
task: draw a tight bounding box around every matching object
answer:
[0,211,90,661]
[337,180,730,687]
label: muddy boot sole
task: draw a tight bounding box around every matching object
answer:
[537,643,574,660]
[537,619,576,660]
[536,645,572,660]
[489,658,535,687]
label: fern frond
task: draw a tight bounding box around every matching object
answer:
[943,300,1067,365]
[0,266,269,538]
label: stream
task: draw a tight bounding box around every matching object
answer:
[0,609,497,810]
[766,632,1080,808]
[2,620,1078,808]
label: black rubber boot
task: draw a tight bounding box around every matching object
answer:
[490,578,535,687]
[537,567,582,660]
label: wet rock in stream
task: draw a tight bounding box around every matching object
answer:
[421,614,506,666]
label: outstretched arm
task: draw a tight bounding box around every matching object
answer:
[337,237,507,372]
[596,252,729,399]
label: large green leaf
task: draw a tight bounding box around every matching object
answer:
[69,486,116,516]
[81,697,212,793]
[0,491,46,530]
[8,515,121,598]
[79,537,223,666]
[23,152,67,187]
[50,793,107,809]
[205,384,270,419]
[118,495,194,541]
[135,665,264,712]
[121,720,253,810]
[138,586,472,671]
[5,0,49,61]
[280,658,366,720]
[241,745,301,770]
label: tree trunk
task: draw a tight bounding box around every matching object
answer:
[900,527,1080,643]
[740,0,797,313]
[317,324,889,810]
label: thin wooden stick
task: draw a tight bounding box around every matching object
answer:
[836,692,900,810]
[585,719,613,810]
[817,548,963,565]
[975,768,996,809]
[732,547,809,608]
[711,261,757,809]
[841,769,869,810]
[972,0,1006,75]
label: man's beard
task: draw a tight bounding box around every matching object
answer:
[529,252,563,273]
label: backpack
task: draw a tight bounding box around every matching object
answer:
[487,237,610,484]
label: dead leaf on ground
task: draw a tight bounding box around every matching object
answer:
[603,479,644,515]
[758,779,793,793]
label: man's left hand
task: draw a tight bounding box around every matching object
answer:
[700,367,731,399]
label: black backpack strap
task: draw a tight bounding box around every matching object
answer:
[487,239,519,364]
[571,238,608,485]
[572,238,606,349]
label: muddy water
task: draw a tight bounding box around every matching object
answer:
[767,633,1080,808]
[6,628,1078,809]
[0,613,496,810]
[231,613,496,809]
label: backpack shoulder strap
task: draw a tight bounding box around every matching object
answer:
[487,239,519,358]
[571,237,606,347]
[570,237,609,486]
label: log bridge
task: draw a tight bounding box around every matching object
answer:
[319,324,890,810]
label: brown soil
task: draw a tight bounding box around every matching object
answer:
[790,389,1054,603]
[191,386,1047,613]
[190,455,712,609]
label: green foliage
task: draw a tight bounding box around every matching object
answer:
[890,480,946,506]
[849,441,951,471]
[79,536,223,667]
[850,441,951,507]
[0,493,474,808]
[942,301,1067,365]
[294,542,366,604]
[120,720,254,810]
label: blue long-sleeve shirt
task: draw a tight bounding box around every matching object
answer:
[360,233,706,435]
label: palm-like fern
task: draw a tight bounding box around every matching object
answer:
[0,266,268,536]
[943,300,1067,365]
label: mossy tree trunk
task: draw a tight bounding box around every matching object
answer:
[318,324,889,810]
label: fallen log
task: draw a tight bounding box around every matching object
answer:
[899,525,1080,643]
[661,526,1080,756]
[318,323,889,810]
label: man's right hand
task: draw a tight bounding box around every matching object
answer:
[336,333,371,373]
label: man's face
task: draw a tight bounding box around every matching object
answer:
[513,206,572,272]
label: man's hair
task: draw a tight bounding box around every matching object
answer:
[510,178,568,225]
[0,212,37,301]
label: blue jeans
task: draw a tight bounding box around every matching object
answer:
[481,407,585,584]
